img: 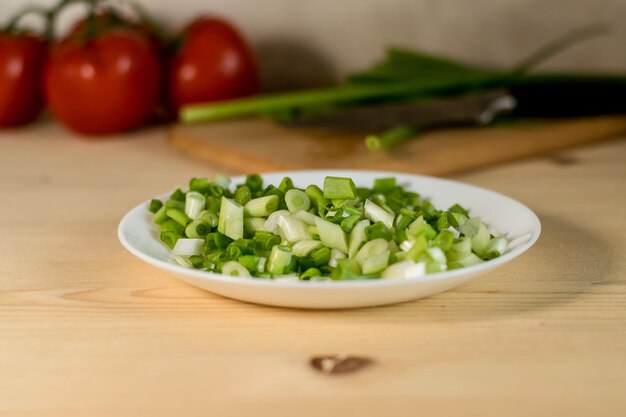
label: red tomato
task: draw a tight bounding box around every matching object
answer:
[0,33,47,127]
[44,30,161,135]
[169,17,260,109]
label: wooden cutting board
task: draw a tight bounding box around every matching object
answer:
[168,116,626,175]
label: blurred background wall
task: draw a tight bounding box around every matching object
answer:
[3,0,625,90]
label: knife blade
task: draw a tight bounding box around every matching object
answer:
[281,89,516,131]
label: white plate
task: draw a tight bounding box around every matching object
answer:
[118,170,540,309]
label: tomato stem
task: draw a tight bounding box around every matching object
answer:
[85,0,99,41]
[123,1,170,46]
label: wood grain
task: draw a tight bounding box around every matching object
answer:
[168,116,626,175]
[1,121,626,417]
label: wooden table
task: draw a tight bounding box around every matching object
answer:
[1,121,625,417]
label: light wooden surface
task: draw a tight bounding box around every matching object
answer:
[169,116,626,175]
[1,121,625,417]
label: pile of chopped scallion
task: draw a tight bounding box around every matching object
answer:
[148,175,508,281]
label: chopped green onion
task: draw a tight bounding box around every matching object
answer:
[424,247,447,273]
[211,232,233,250]
[292,210,317,225]
[365,221,394,241]
[167,208,191,227]
[171,254,192,268]
[292,239,325,257]
[267,245,293,275]
[244,195,279,217]
[315,217,349,253]
[226,244,243,259]
[433,229,455,252]
[185,220,210,238]
[151,174,509,279]
[285,189,311,213]
[244,217,266,234]
[394,212,414,230]
[212,175,231,190]
[153,205,169,225]
[189,178,211,194]
[238,255,266,274]
[355,238,389,267]
[199,210,219,228]
[278,177,295,193]
[217,197,244,240]
[206,183,225,198]
[148,199,163,214]
[448,203,469,217]
[245,174,263,192]
[463,217,490,257]
[348,219,370,259]
[310,246,331,266]
[382,260,426,279]
[172,238,204,256]
[317,204,343,223]
[483,236,508,260]
[253,231,281,249]
[300,267,322,280]
[341,214,361,234]
[342,205,361,216]
[169,188,186,202]
[306,225,319,239]
[323,176,357,200]
[447,237,472,262]
[331,259,362,280]
[189,255,205,268]
[165,199,184,210]
[185,191,205,220]
[372,177,397,194]
[362,250,390,274]
[405,234,428,261]
[277,215,310,243]
[305,185,327,208]
[407,216,437,240]
[448,253,484,270]
[221,261,251,277]
[364,199,394,228]
[329,248,347,268]
[235,185,252,206]
[160,231,180,249]
[263,210,291,235]
[206,250,229,267]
